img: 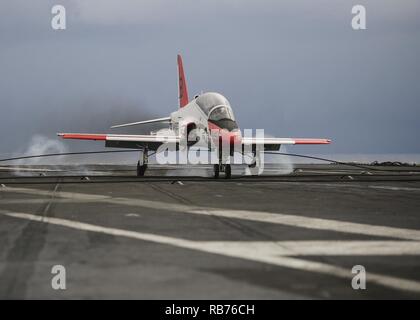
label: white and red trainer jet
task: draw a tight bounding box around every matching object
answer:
[58,55,330,178]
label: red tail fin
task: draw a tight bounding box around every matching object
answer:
[177,54,189,108]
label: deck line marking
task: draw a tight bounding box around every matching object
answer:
[2,210,420,293]
[254,182,420,192]
[191,209,420,241]
[2,186,420,240]
[369,185,420,192]
[201,241,420,256]
[0,167,61,172]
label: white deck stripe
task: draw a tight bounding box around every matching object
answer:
[2,186,420,241]
[191,209,420,241]
[201,241,420,256]
[0,167,60,172]
[2,211,420,293]
[369,185,420,192]
[287,182,420,192]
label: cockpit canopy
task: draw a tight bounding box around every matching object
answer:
[195,93,233,117]
[208,106,235,122]
[195,92,238,131]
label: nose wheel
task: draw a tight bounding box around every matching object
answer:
[214,140,232,179]
[213,163,231,179]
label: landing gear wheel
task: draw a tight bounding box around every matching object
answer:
[137,161,147,177]
[213,164,220,179]
[225,164,231,179]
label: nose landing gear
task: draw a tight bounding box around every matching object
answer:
[213,139,232,179]
[213,163,231,179]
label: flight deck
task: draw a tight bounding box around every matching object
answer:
[0,164,419,299]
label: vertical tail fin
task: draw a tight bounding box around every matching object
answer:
[177,54,189,108]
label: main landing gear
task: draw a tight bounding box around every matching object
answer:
[137,148,148,177]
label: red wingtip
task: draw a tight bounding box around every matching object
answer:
[58,133,106,141]
[177,54,189,108]
[294,139,332,145]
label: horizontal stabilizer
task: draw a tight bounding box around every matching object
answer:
[110,117,171,129]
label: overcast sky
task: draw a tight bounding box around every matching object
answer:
[0,0,419,157]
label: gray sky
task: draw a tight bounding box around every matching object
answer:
[0,0,419,157]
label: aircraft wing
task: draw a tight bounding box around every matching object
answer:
[57,133,179,150]
[241,137,331,151]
